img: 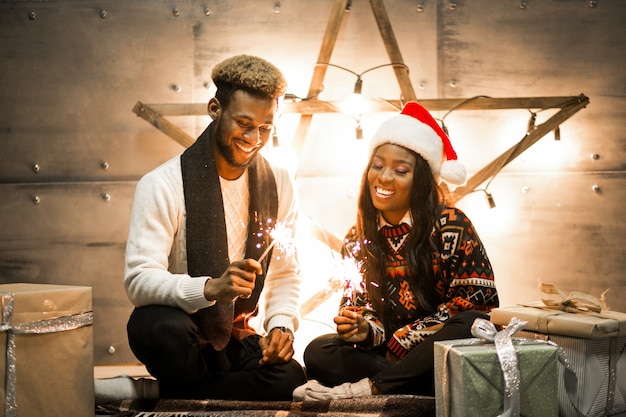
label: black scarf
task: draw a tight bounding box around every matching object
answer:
[181,124,278,350]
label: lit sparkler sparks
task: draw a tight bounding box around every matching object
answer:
[257,220,296,263]
[338,238,366,308]
[338,255,365,309]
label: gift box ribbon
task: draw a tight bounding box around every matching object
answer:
[0,292,93,417]
[440,317,580,417]
[471,317,527,417]
[535,281,608,315]
[439,317,527,417]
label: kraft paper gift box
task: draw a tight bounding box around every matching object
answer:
[434,337,559,417]
[0,283,94,417]
[491,305,626,417]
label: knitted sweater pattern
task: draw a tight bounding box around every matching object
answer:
[124,155,301,335]
[342,207,498,359]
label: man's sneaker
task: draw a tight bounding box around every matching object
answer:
[94,375,159,404]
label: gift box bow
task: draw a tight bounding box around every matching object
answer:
[0,292,93,417]
[509,281,625,338]
[534,281,608,315]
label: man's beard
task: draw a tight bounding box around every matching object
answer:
[216,136,255,169]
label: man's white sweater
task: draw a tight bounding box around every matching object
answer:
[124,156,301,333]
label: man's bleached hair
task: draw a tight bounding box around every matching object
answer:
[211,55,287,105]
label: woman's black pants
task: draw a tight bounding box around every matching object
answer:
[303,310,488,396]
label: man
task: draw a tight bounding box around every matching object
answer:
[98,55,306,402]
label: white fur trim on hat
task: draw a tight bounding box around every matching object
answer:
[440,160,467,187]
[368,102,467,187]
[369,114,443,181]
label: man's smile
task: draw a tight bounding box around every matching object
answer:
[234,138,262,154]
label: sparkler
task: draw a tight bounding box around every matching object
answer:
[339,239,370,310]
[257,220,296,263]
[339,256,365,309]
[298,239,373,317]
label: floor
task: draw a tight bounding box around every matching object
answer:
[93,365,626,417]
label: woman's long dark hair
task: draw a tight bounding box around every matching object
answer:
[353,146,445,333]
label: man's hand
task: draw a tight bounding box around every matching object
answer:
[203,259,262,303]
[334,308,369,343]
[258,327,294,365]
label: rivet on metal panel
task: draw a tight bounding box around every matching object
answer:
[107,345,116,355]
[448,3,457,11]
[588,0,597,8]
[519,1,527,10]
[32,195,40,205]
[416,4,425,13]
[449,79,457,88]
[274,1,281,13]
[28,11,36,20]
[100,9,107,19]
[172,84,182,93]
[32,163,40,173]
[102,193,111,202]
[592,184,601,193]
[204,7,211,16]
[590,153,600,160]
[172,8,180,17]
[101,161,110,170]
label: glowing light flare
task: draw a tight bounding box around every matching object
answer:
[263,143,299,175]
[456,192,517,240]
[257,220,296,263]
[338,239,371,310]
[339,93,370,120]
[337,256,365,309]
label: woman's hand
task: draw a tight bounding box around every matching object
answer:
[334,308,369,343]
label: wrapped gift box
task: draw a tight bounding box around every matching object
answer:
[0,283,93,417]
[491,306,626,417]
[434,338,559,417]
[491,304,626,339]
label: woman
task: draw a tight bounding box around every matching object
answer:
[294,102,499,400]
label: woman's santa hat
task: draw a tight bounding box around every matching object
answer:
[369,101,467,187]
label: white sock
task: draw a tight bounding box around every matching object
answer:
[293,378,372,401]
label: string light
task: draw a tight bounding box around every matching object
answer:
[315,62,409,138]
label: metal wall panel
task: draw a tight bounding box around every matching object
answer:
[456,172,626,312]
[434,0,626,311]
[0,0,199,363]
[1,0,625,365]
[436,0,626,173]
[0,181,136,362]
[0,0,195,183]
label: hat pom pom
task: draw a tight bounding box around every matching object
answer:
[440,160,467,187]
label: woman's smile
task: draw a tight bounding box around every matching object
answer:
[368,144,416,225]
[373,186,395,199]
